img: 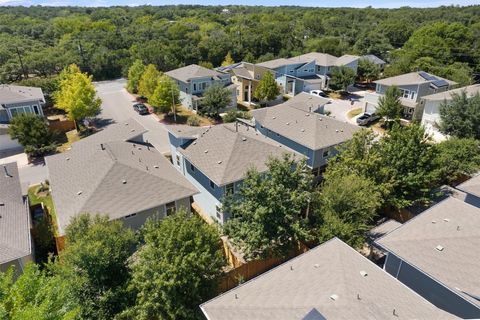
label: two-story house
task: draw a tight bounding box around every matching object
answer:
[257,52,360,96]
[0,84,45,123]
[419,84,480,139]
[364,71,457,120]
[251,101,359,177]
[216,62,273,106]
[165,64,237,112]
[0,162,33,275]
[46,119,198,239]
[375,196,480,319]
[166,123,298,223]
[201,237,455,320]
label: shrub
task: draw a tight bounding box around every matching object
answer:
[222,109,252,123]
[187,115,201,126]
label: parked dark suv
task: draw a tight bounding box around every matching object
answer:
[133,103,149,115]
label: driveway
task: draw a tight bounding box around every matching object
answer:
[95,79,171,153]
[324,90,366,124]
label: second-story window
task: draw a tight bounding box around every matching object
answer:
[210,180,215,189]
[322,149,330,158]
[176,154,180,167]
[193,83,197,91]
[190,163,195,172]
[166,201,176,216]
[226,183,234,195]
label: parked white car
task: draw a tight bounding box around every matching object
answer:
[309,90,333,103]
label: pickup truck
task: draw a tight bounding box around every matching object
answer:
[356,112,379,126]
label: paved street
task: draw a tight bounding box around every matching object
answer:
[95,79,171,153]
[324,88,367,124]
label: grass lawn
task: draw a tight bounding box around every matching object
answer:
[28,185,60,237]
[346,107,363,119]
[56,129,80,153]
[157,105,216,126]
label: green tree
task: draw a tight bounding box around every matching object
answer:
[357,58,380,83]
[254,71,280,104]
[329,66,356,92]
[54,64,101,124]
[126,59,146,94]
[434,138,480,184]
[137,64,161,99]
[318,172,382,248]
[149,75,180,114]
[221,51,235,66]
[198,61,214,69]
[440,92,480,139]
[200,82,231,117]
[376,85,403,123]
[223,154,318,259]
[8,114,56,156]
[125,211,225,320]
[54,214,137,320]
[0,263,79,320]
[377,124,439,209]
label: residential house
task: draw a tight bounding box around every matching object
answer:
[216,62,273,106]
[252,102,359,177]
[165,64,236,112]
[455,174,480,208]
[0,84,46,152]
[167,123,298,223]
[281,92,331,114]
[364,71,457,119]
[201,238,456,320]
[419,84,480,138]
[46,119,198,236]
[0,162,33,274]
[362,54,387,71]
[257,52,360,96]
[0,84,45,123]
[375,197,480,319]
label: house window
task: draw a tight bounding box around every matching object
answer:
[193,83,197,91]
[410,91,416,100]
[166,201,176,216]
[201,82,208,90]
[309,69,314,73]
[124,213,137,219]
[322,149,330,158]
[400,89,410,99]
[225,183,234,196]
[215,205,223,221]
[190,163,195,172]
[33,105,39,115]
[185,87,189,93]
[209,180,215,190]
[176,154,180,167]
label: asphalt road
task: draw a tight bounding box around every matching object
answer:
[94,79,171,153]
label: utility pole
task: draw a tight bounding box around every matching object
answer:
[15,46,27,79]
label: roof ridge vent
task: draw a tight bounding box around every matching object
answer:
[217,160,222,164]
[443,218,450,222]
[204,150,208,153]
[77,191,82,195]
[242,137,247,141]
[301,128,305,132]
[436,245,444,251]
[330,294,338,301]
[360,270,368,277]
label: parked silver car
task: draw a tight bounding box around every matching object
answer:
[356,112,380,126]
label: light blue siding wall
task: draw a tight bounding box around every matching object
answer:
[384,252,480,319]
[296,61,316,78]
[255,123,314,167]
[316,65,330,76]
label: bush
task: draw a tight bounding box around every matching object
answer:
[186,115,201,126]
[8,114,57,157]
[222,109,252,123]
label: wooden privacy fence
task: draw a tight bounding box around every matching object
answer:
[218,238,309,294]
[48,119,76,132]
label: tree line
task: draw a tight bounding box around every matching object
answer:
[1,5,480,85]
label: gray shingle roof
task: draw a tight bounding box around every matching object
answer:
[178,123,299,186]
[47,138,198,236]
[165,64,225,83]
[252,104,360,150]
[422,84,480,102]
[374,72,456,87]
[376,197,480,308]
[257,58,294,69]
[0,162,31,265]
[456,174,480,199]
[0,84,45,105]
[362,54,386,65]
[290,52,338,66]
[201,238,456,320]
[281,92,330,113]
[166,124,210,139]
[367,219,402,242]
[335,54,360,66]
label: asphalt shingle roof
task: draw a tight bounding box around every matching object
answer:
[422,84,480,102]
[252,104,360,150]
[178,123,299,186]
[376,197,480,308]
[456,174,480,199]
[0,84,45,105]
[281,92,330,113]
[362,54,386,65]
[374,72,456,87]
[335,54,360,66]
[291,52,338,66]
[46,124,198,236]
[0,162,31,265]
[165,64,225,83]
[201,238,456,320]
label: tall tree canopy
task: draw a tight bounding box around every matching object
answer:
[8,113,56,156]
[329,66,356,92]
[200,82,232,117]
[376,85,403,123]
[254,71,280,103]
[149,74,180,114]
[440,92,480,139]
[127,59,146,94]
[138,64,162,99]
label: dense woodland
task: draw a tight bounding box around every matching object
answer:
[1,5,480,85]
